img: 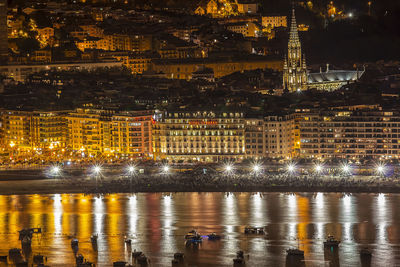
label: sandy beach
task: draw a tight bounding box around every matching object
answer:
[0,168,399,195]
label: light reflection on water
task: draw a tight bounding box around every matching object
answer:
[0,192,398,266]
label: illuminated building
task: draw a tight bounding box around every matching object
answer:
[151,57,282,80]
[264,115,297,158]
[262,16,287,29]
[1,111,67,151]
[66,108,152,158]
[31,49,52,63]
[152,110,245,162]
[298,106,400,160]
[0,60,123,82]
[36,27,54,44]
[283,8,362,92]
[0,0,7,62]
[283,8,308,92]
[307,64,365,91]
[226,22,260,38]
[237,2,258,14]
[97,34,153,52]
[244,118,264,159]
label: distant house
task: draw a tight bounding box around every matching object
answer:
[194,6,205,16]
[237,2,258,14]
[206,0,219,17]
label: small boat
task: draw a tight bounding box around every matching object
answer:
[132,250,143,258]
[173,252,184,260]
[21,235,31,247]
[286,248,304,256]
[0,255,7,262]
[244,227,264,235]
[90,234,98,243]
[8,248,21,256]
[184,230,198,239]
[207,233,221,240]
[113,261,127,267]
[233,257,245,264]
[186,235,202,243]
[236,250,244,258]
[324,235,340,247]
[76,254,84,265]
[360,248,372,256]
[137,255,148,265]
[33,254,45,264]
[71,238,79,247]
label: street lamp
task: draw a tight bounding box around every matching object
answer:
[161,164,170,174]
[341,164,351,175]
[286,163,296,174]
[252,163,262,175]
[51,165,61,176]
[127,165,136,174]
[375,163,386,176]
[314,164,323,174]
[92,165,102,175]
[224,163,234,174]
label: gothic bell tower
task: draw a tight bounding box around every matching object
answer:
[283,8,308,92]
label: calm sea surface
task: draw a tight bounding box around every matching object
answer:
[0,192,399,266]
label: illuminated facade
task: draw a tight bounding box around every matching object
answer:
[262,16,287,29]
[265,115,297,159]
[283,8,308,92]
[66,109,152,158]
[0,0,7,62]
[245,118,264,159]
[1,110,67,151]
[153,111,245,162]
[226,22,260,37]
[151,57,282,80]
[298,106,400,160]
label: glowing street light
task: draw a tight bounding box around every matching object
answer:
[286,163,296,174]
[127,165,136,174]
[92,165,102,175]
[224,163,234,174]
[252,163,262,173]
[51,165,61,175]
[375,163,386,176]
[314,164,323,174]
[162,164,170,174]
[341,164,351,175]
[9,141,15,148]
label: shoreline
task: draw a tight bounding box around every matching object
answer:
[0,169,399,195]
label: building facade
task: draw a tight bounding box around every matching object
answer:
[66,109,153,158]
[0,0,7,62]
[151,57,282,80]
[298,106,400,160]
[264,115,297,159]
[262,16,287,29]
[153,110,246,162]
[1,110,67,152]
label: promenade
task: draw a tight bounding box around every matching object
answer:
[0,165,399,195]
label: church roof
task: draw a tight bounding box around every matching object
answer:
[308,70,365,83]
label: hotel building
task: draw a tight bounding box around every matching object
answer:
[152,110,246,162]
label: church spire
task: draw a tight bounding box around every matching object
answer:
[289,7,300,45]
